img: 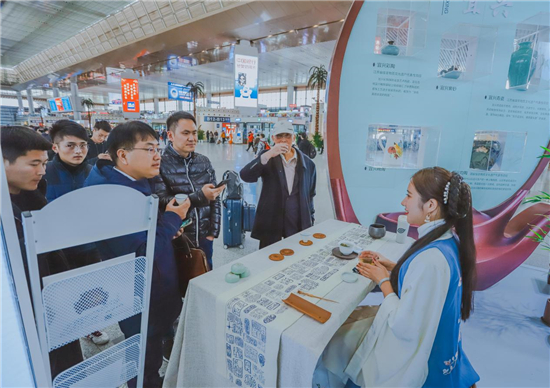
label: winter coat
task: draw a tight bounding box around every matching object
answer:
[45,154,92,202]
[153,145,221,244]
[240,147,317,241]
[84,161,183,334]
[85,137,106,165]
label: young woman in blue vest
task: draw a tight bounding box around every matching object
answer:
[316,167,479,388]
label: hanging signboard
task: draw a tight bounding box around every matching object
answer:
[234,54,258,108]
[168,82,192,101]
[121,78,140,113]
[47,96,73,112]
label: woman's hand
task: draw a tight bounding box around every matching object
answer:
[358,251,395,271]
[356,259,390,285]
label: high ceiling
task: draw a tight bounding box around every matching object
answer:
[78,39,335,102]
[0,0,134,67]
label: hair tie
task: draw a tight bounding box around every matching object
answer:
[443,181,451,205]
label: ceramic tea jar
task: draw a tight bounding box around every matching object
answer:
[508,41,537,90]
[381,41,400,56]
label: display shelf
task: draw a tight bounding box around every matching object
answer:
[438,24,497,80]
[53,334,141,388]
[42,255,147,351]
[366,124,440,169]
[469,131,527,173]
[374,2,429,57]
[507,12,550,91]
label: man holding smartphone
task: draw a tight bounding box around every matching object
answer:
[240,121,317,248]
[154,111,224,270]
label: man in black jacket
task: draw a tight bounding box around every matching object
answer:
[153,111,224,269]
[240,121,317,248]
[1,126,84,380]
[85,120,112,165]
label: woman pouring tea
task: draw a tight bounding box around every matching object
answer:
[315,167,480,388]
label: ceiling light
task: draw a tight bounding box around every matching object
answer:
[340,19,345,22]
[288,30,294,33]
[267,35,273,38]
[313,25,319,28]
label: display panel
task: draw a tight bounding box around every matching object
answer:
[48,96,73,112]
[234,54,258,108]
[331,0,550,226]
[168,82,192,101]
[121,78,140,113]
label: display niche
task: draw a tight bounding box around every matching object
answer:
[437,24,497,80]
[366,124,440,169]
[469,131,527,173]
[374,2,429,57]
[507,12,550,91]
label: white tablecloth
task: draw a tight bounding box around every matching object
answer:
[163,220,412,388]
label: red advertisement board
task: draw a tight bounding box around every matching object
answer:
[121,78,139,113]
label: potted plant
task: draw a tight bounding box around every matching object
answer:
[313,132,324,154]
[522,146,550,325]
[307,65,328,136]
[197,125,205,143]
[185,81,205,119]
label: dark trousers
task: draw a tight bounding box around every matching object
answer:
[198,237,214,270]
[246,142,254,151]
[120,314,167,388]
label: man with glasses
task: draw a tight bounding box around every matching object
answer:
[86,120,112,165]
[45,120,110,345]
[45,120,92,202]
[84,121,190,388]
[240,121,317,248]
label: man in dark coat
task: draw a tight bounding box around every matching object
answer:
[1,126,84,380]
[45,120,92,202]
[153,111,224,269]
[85,120,112,165]
[240,121,317,248]
[84,121,189,388]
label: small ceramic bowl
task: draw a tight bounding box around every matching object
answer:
[368,224,386,239]
[339,240,354,256]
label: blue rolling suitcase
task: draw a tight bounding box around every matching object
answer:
[223,199,245,249]
[243,203,256,232]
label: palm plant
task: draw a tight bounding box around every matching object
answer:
[523,146,550,283]
[524,146,550,250]
[307,65,328,135]
[81,97,94,130]
[185,81,205,119]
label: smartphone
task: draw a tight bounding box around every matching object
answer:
[180,218,193,229]
[215,179,230,189]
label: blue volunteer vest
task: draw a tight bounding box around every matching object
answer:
[398,238,479,388]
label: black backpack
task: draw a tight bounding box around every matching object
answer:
[222,170,243,200]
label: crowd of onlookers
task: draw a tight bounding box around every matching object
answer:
[1,114,319,387]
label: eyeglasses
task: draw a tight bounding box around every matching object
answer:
[125,147,162,156]
[58,143,88,151]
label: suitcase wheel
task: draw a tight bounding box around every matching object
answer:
[239,245,244,249]
[224,245,229,249]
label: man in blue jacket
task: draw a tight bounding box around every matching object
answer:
[84,121,189,388]
[240,121,317,248]
[46,119,110,344]
[45,120,92,202]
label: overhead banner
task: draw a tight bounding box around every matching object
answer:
[48,96,73,112]
[168,82,192,101]
[234,54,258,108]
[121,78,140,113]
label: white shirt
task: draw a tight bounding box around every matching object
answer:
[260,148,298,194]
[320,219,454,388]
[114,167,136,181]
